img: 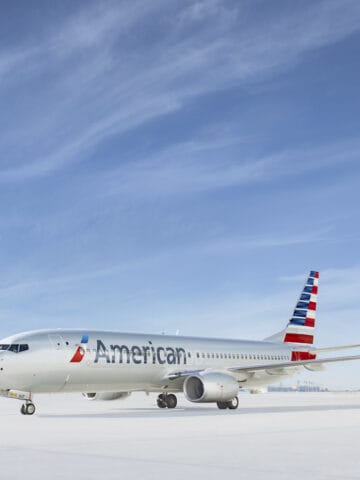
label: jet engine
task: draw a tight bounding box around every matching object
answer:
[183,372,238,403]
[82,392,131,401]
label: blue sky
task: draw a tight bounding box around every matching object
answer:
[1,0,360,387]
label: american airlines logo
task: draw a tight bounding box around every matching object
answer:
[70,334,89,363]
[95,339,188,365]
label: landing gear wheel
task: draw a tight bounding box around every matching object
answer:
[165,394,177,409]
[25,403,36,415]
[157,394,166,409]
[216,401,228,410]
[20,402,36,415]
[227,397,239,410]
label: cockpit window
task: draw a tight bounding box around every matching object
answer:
[8,345,19,352]
[0,344,29,353]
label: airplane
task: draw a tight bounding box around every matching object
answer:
[0,270,359,415]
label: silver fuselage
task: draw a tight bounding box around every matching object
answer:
[0,329,301,394]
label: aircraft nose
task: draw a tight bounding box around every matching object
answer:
[0,351,8,373]
[0,352,14,390]
[0,352,6,368]
[0,354,6,387]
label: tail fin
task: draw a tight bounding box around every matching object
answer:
[283,270,319,345]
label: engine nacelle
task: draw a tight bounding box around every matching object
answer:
[82,392,131,401]
[183,372,239,403]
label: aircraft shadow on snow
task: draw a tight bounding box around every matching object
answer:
[39,403,360,419]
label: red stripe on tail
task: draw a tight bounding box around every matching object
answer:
[304,318,315,327]
[307,301,317,311]
[291,351,316,361]
[284,333,314,344]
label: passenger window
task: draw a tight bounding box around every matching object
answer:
[196,353,200,358]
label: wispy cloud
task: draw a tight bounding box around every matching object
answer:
[196,227,334,255]
[100,134,360,199]
[282,265,360,307]
[1,0,360,181]
[0,225,333,304]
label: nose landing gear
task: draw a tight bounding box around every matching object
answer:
[157,393,177,409]
[0,389,36,415]
[20,401,36,415]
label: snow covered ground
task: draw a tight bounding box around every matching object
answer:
[0,391,359,480]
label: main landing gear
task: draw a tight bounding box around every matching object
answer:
[157,393,177,409]
[216,397,239,410]
[20,402,36,416]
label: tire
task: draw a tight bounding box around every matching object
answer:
[25,403,36,415]
[217,401,228,410]
[165,394,177,409]
[227,397,239,410]
[20,404,26,415]
[157,396,166,408]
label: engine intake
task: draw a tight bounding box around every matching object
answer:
[183,372,238,403]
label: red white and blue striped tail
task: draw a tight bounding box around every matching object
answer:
[283,271,319,345]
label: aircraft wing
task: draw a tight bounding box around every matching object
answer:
[168,369,205,380]
[309,344,360,354]
[228,354,360,374]
[167,354,360,379]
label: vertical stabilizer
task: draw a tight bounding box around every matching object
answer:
[284,271,319,345]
